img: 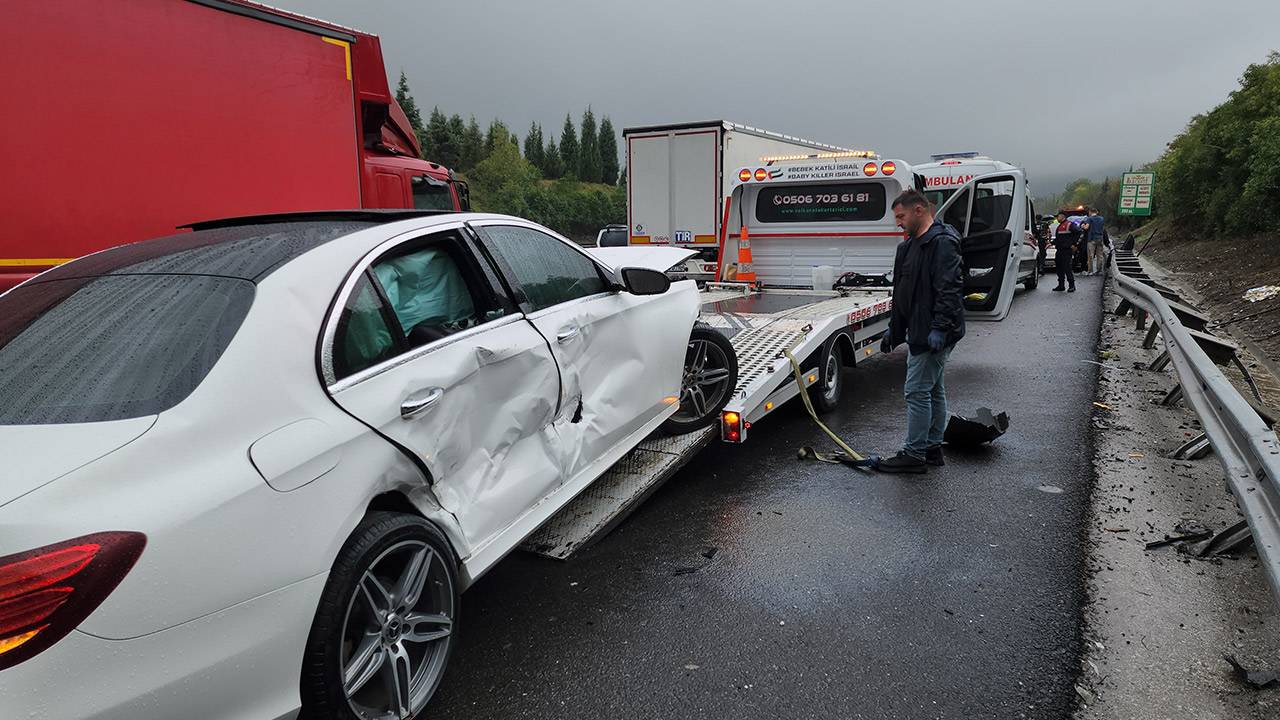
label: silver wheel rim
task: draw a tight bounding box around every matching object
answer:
[340,539,454,720]
[671,338,733,423]
[822,347,841,403]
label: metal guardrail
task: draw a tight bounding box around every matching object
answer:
[1110,250,1280,606]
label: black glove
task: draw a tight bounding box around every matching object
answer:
[927,329,946,352]
[880,330,894,354]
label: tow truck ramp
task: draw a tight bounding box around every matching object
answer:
[521,287,891,560]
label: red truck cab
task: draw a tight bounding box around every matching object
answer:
[0,0,466,291]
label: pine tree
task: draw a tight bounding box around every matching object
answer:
[543,136,563,179]
[559,113,580,179]
[394,71,426,155]
[524,122,544,172]
[599,116,619,185]
[461,116,484,171]
[485,119,511,157]
[578,107,601,183]
[446,114,467,167]
[424,107,453,165]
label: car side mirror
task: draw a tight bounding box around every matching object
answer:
[620,267,671,295]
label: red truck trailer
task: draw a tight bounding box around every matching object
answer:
[0,0,468,291]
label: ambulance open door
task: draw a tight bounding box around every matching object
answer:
[935,170,1027,321]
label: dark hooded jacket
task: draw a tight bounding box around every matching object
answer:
[887,220,966,354]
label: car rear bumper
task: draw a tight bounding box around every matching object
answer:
[1,572,326,720]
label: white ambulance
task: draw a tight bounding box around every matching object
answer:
[916,152,1041,292]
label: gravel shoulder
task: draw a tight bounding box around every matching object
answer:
[1075,263,1280,719]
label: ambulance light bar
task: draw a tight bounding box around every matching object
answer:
[929,151,981,161]
[760,150,878,163]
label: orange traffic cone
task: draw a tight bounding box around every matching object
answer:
[736,225,756,283]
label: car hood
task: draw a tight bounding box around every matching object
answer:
[584,246,699,272]
[0,416,157,507]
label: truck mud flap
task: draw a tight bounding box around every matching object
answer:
[520,426,715,560]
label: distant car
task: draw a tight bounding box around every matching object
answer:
[0,210,735,720]
[596,223,629,247]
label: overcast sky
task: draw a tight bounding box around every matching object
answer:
[276,0,1279,193]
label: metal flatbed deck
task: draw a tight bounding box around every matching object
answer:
[520,286,892,559]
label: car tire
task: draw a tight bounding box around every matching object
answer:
[301,512,459,720]
[662,322,738,434]
[1024,267,1038,290]
[808,337,845,414]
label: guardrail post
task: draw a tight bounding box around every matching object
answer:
[1135,307,1148,331]
[1143,324,1161,349]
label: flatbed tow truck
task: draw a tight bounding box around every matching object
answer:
[524,152,1031,558]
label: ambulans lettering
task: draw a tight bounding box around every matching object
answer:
[925,174,974,188]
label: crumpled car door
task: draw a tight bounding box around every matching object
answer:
[324,228,563,551]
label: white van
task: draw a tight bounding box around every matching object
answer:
[720,157,1033,320]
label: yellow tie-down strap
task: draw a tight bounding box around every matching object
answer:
[0,258,74,267]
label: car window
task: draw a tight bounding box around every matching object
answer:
[332,274,398,380]
[968,178,1015,234]
[0,275,253,424]
[479,225,608,311]
[943,187,971,235]
[371,235,489,349]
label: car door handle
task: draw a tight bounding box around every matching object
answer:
[400,387,444,419]
[556,325,581,344]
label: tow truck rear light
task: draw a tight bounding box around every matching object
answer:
[0,532,146,670]
[880,161,896,175]
[754,168,768,181]
[721,411,747,443]
[863,162,878,176]
[739,168,752,182]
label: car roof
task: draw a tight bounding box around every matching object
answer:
[25,211,492,285]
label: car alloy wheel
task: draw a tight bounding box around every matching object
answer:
[662,323,738,434]
[340,539,454,720]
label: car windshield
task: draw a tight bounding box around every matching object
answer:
[0,275,254,425]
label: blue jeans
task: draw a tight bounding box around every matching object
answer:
[904,346,952,459]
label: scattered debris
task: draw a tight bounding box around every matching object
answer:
[1037,484,1064,494]
[1144,520,1214,550]
[1075,683,1096,703]
[1242,285,1280,303]
[944,407,1009,447]
[683,664,700,670]
[701,547,719,560]
[1103,527,1131,533]
[1099,350,1118,360]
[1127,452,1145,459]
[1224,654,1279,689]
[1093,402,1113,411]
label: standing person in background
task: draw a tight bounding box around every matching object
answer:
[1052,212,1079,293]
[1084,207,1107,274]
[876,189,966,474]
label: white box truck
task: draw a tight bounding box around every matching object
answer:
[623,121,856,281]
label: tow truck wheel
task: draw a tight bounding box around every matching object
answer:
[663,322,738,434]
[808,339,845,413]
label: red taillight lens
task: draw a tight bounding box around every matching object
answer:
[863,162,878,176]
[0,532,145,670]
[880,161,896,175]
[754,168,768,181]
[738,168,752,182]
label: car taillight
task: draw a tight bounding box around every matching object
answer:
[754,168,768,181]
[722,411,749,443]
[863,162,878,176]
[880,161,896,175]
[0,532,145,670]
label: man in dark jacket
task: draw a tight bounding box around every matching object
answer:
[877,189,966,473]
[1052,212,1079,292]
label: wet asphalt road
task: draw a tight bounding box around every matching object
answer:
[432,276,1105,720]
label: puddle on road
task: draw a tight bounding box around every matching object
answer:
[1037,484,1064,494]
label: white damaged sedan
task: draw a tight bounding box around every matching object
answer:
[0,211,719,720]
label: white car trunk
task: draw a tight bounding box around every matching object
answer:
[0,417,155,507]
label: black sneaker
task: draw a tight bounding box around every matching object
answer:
[1068,286,1076,293]
[925,446,945,466]
[1052,286,1065,292]
[877,451,927,474]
